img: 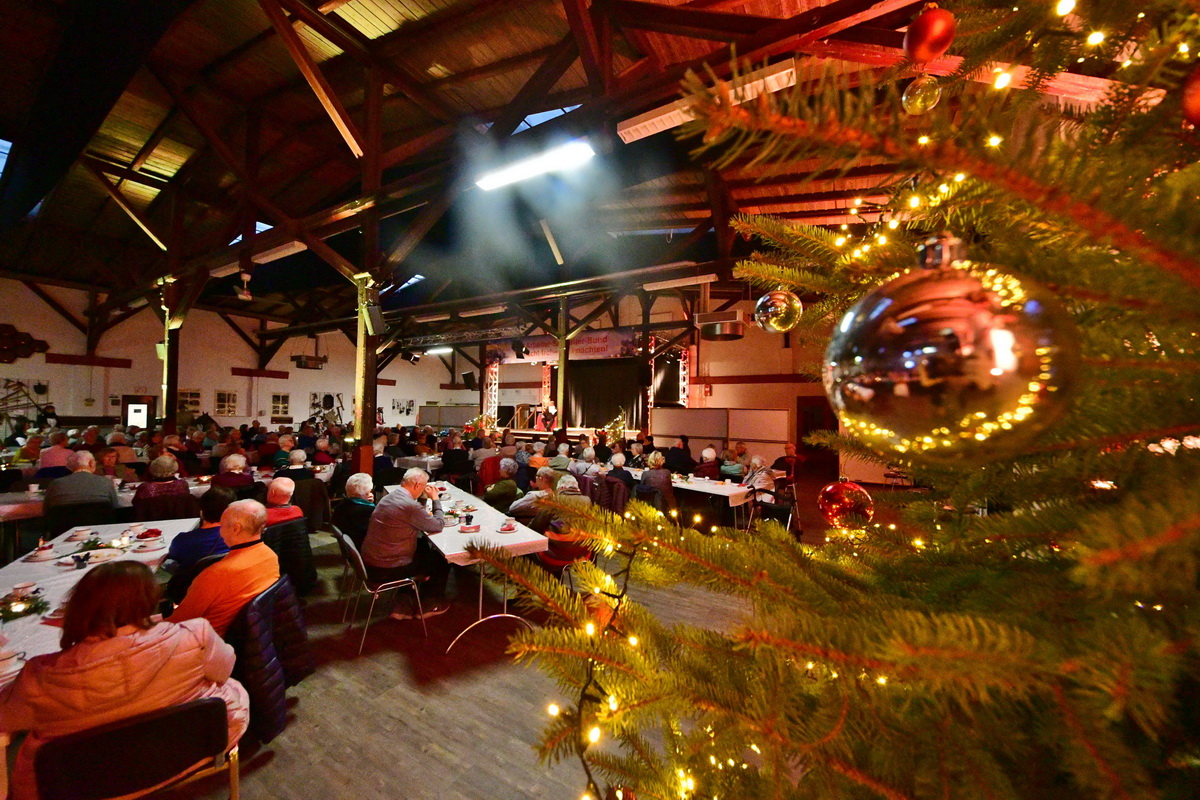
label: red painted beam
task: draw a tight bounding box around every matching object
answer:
[45,353,133,369]
[231,367,290,379]
[377,378,397,386]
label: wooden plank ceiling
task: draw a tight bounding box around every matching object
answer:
[0,0,1084,329]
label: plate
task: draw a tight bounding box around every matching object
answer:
[56,549,121,567]
[0,659,24,681]
[499,524,517,533]
[43,607,65,621]
[135,532,163,542]
[134,542,165,553]
[458,524,481,533]
[24,550,56,563]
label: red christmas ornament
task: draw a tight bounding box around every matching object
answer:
[817,480,875,527]
[1183,65,1200,126]
[903,4,957,65]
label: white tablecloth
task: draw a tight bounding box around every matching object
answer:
[0,517,200,663]
[394,455,443,473]
[384,482,546,566]
[624,468,755,507]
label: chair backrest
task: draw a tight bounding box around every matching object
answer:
[262,517,318,595]
[166,552,227,604]
[372,466,404,492]
[45,502,117,537]
[234,481,268,503]
[604,477,630,514]
[634,484,662,510]
[133,491,201,522]
[290,478,330,534]
[33,466,71,481]
[575,473,594,498]
[478,455,502,488]
[332,526,370,584]
[35,698,228,800]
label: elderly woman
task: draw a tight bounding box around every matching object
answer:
[185,429,206,454]
[548,442,573,471]
[527,441,549,469]
[694,447,722,480]
[93,447,133,483]
[212,453,255,489]
[744,455,776,491]
[0,561,249,800]
[105,431,140,464]
[132,456,189,502]
[13,435,43,464]
[483,457,524,512]
[498,433,518,459]
[331,472,375,548]
[312,436,336,465]
[637,449,677,511]
[276,448,314,481]
[627,441,647,469]
[719,448,745,480]
[569,447,601,478]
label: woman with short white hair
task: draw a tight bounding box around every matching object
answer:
[627,441,647,469]
[213,453,254,489]
[332,472,375,548]
[744,454,776,492]
[132,455,191,511]
[569,447,600,477]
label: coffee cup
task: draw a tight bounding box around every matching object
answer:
[725,478,732,484]
[504,517,516,527]
[27,484,38,493]
[464,514,474,526]
[129,524,145,533]
[11,582,36,597]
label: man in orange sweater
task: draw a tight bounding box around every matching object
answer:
[170,499,280,637]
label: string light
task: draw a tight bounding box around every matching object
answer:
[908,195,921,208]
[954,172,965,182]
[585,622,596,636]
[1180,43,1190,55]
[876,676,888,685]
[913,538,925,548]
[608,694,619,711]
[938,183,950,194]
[548,703,561,716]
[692,514,701,523]
[1054,0,1074,13]
[887,218,899,229]
[840,224,849,230]
[917,135,931,145]
[1086,31,1105,45]
[993,69,1013,89]
[588,726,601,743]
[835,236,847,246]
[628,635,639,646]
[987,135,1003,147]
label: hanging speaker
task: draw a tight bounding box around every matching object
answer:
[364,304,385,336]
[461,371,477,391]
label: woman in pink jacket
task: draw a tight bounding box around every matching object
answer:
[0,561,250,800]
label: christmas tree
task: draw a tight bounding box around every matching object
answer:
[469,3,1200,798]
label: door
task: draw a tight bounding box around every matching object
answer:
[121,395,157,429]
[796,396,839,481]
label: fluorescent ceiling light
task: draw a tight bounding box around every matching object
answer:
[475,140,595,190]
[459,304,507,318]
[643,273,719,292]
[413,312,452,323]
[618,59,797,144]
[425,346,454,355]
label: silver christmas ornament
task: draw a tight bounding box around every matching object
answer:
[754,290,803,333]
[902,74,942,115]
[823,265,1080,463]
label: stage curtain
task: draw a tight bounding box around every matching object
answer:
[564,359,647,432]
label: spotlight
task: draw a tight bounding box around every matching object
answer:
[401,351,420,364]
[475,140,595,190]
[512,339,530,358]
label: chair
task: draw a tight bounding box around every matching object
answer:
[747,488,795,533]
[32,466,70,482]
[634,484,663,510]
[575,473,594,498]
[45,501,116,538]
[535,519,594,577]
[165,552,227,605]
[290,477,331,534]
[477,455,502,493]
[233,481,268,504]
[262,517,318,596]
[332,526,426,654]
[603,477,630,514]
[372,466,404,494]
[34,697,239,800]
[225,575,315,744]
[133,491,200,522]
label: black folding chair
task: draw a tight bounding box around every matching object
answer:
[45,502,116,538]
[165,552,227,604]
[747,488,796,534]
[634,485,663,510]
[34,697,239,800]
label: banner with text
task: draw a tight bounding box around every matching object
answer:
[486,328,640,365]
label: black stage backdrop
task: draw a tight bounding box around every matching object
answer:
[562,358,683,431]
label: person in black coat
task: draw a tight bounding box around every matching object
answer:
[664,437,696,474]
[606,453,637,490]
[331,472,376,549]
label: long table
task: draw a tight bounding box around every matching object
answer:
[624,468,757,507]
[0,517,199,796]
[384,481,546,652]
[394,455,443,473]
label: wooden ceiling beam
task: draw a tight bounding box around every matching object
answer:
[562,0,607,94]
[259,0,365,157]
[602,0,775,41]
[130,108,178,172]
[21,282,88,334]
[78,155,171,190]
[428,43,558,89]
[83,161,169,251]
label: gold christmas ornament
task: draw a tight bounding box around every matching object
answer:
[902,74,942,115]
[823,265,1080,463]
[753,289,803,333]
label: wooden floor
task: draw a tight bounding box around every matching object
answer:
[162,479,844,800]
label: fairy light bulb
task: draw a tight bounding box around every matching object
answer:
[1054,0,1074,14]
[908,195,921,208]
[954,172,965,182]
[917,135,930,145]
[993,69,1013,89]
[585,622,596,636]
[548,703,561,716]
[876,676,888,685]
[835,236,846,246]
[608,694,618,711]
[1180,43,1190,55]
[1086,31,1104,45]
[628,635,639,646]
[588,726,601,743]
[887,218,899,229]
[987,135,1003,147]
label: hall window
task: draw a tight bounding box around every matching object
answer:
[179,389,201,413]
[271,393,290,417]
[214,390,238,417]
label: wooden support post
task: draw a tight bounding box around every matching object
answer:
[164,325,181,434]
[556,297,568,430]
[640,290,653,432]
[352,274,378,474]
[362,68,383,278]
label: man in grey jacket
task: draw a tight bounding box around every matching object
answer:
[44,451,119,511]
[361,468,451,620]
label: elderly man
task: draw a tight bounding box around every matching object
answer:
[265,477,304,525]
[734,441,752,467]
[483,457,523,512]
[471,436,498,471]
[332,472,375,548]
[271,434,296,468]
[169,499,281,636]
[361,468,451,620]
[106,431,140,464]
[531,473,591,534]
[276,449,314,481]
[37,432,72,471]
[547,442,572,471]
[44,451,119,510]
[664,437,696,474]
[771,442,804,481]
[508,466,557,519]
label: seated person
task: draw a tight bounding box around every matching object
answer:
[508,466,557,520]
[439,436,472,477]
[275,449,314,482]
[720,448,746,480]
[744,455,776,491]
[606,452,636,490]
[92,447,132,482]
[372,436,393,473]
[169,499,280,636]
[212,453,255,489]
[593,432,612,465]
[638,450,677,511]
[569,447,601,478]
[734,441,752,467]
[471,436,499,471]
[271,434,296,469]
[331,472,375,549]
[167,486,234,569]
[4,418,28,447]
[0,561,249,800]
[498,433,518,459]
[264,477,304,526]
[361,468,451,620]
[574,434,591,458]
[483,458,523,512]
[694,447,722,480]
[771,442,804,481]
[44,451,119,510]
[256,432,281,462]
[132,456,190,503]
[13,435,43,465]
[105,431,140,464]
[312,436,336,466]
[664,437,696,474]
[384,432,405,460]
[527,441,549,470]
[530,473,592,534]
[547,442,573,471]
[626,441,647,469]
[36,432,72,471]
